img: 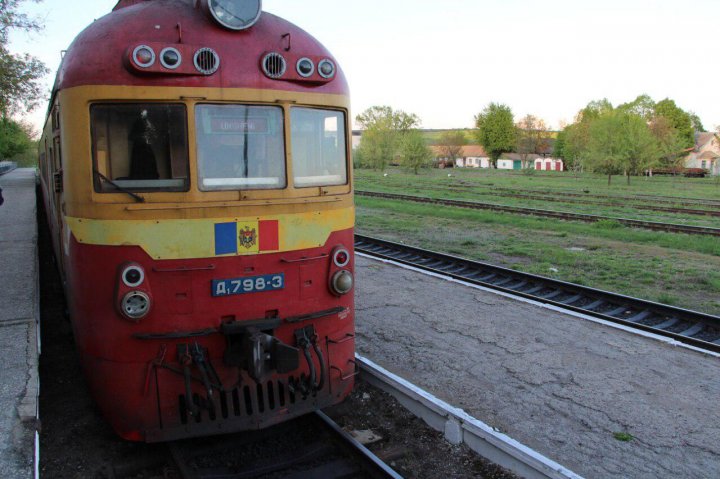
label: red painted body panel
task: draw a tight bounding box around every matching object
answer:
[56,0,349,95]
[64,228,355,440]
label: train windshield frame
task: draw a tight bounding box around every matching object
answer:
[195,104,287,191]
[290,107,348,188]
[90,103,190,193]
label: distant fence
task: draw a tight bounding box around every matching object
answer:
[0,161,18,176]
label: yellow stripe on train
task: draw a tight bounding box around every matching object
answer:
[66,207,354,260]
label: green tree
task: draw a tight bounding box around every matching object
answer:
[688,112,705,133]
[0,0,49,117]
[617,94,655,121]
[654,99,694,149]
[400,129,433,174]
[474,103,515,168]
[585,110,657,185]
[584,111,625,185]
[553,129,567,160]
[0,116,32,159]
[576,98,613,123]
[621,113,658,184]
[437,130,467,167]
[650,116,689,174]
[355,106,421,171]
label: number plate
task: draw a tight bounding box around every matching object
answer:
[212,274,285,297]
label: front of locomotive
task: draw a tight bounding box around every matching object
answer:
[55,0,355,441]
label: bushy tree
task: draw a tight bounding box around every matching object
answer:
[650,116,689,173]
[688,112,705,133]
[585,110,657,185]
[654,99,694,149]
[0,116,32,159]
[355,106,420,171]
[0,0,49,117]
[621,113,658,183]
[617,94,655,121]
[437,130,467,166]
[474,103,515,168]
[399,129,433,174]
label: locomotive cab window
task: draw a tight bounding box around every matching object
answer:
[196,105,286,191]
[290,108,347,188]
[91,104,189,192]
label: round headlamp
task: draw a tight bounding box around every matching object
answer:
[208,0,262,30]
[318,59,336,79]
[132,45,155,68]
[160,47,182,69]
[331,270,354,296]
[296,58,314,78]
[121,265,145,288]
[121,291,151,320]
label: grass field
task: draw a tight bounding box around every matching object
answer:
[355,168,720,315]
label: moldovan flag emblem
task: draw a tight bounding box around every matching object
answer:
[214,220,279,256]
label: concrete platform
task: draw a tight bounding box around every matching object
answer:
[355,255,720,479]
[0,169,40,479]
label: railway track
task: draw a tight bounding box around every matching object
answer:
[106,412,402,479]
[446,183,720,209]
[356,190,720,237]
[443,187,720,217]
[355,234,720,354]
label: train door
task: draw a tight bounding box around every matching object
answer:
[50,105,66,277]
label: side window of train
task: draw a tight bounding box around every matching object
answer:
[290,108,347,188]
[90,104,189,192]
[195,104,286,191]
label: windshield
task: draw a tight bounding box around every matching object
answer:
[290,108,347,188]
[91,104,189,192]
[196,104,286,191]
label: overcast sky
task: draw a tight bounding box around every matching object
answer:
[9,0,720,132]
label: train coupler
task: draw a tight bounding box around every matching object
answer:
[221,320,300,384]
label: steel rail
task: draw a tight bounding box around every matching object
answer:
[444,188,720,217]
[356,190,720,237]
[355,234,720,354]
[445,183,720,209]
[161,411,403,479]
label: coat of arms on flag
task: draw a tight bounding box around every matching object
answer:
[239,226,257,249]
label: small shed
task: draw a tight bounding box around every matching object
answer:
[534,158,564,172]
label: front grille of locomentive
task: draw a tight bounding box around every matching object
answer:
[193,47,220,75]
[178,376,309,425]
[262,52,287,79]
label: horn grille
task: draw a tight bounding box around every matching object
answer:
[194,48,220,75]
[262,52,287,79]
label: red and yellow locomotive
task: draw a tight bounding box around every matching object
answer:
[38,0,355,442]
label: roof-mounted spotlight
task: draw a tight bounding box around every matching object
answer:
[206,0,262,31]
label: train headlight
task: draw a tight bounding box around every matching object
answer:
[296,58,314,78]
[121,291,151,320]
[121,265,145,288]
[330,270,353,296]
[160,47,182,69]
[132,45,156,68]
[318,59,336,79]
[207,0,262,31]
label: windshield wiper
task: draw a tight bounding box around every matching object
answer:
[93,169,145,203]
